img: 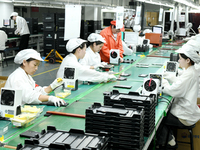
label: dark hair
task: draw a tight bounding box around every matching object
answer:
[10,16,13,20]
[88,41,104,47]
[111,24,116,28]
[180,53,194,65]
[20,58,36,66]
[71,42,87,54]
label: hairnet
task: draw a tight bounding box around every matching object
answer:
[10,12,18,17]
[66,38,87,52]
[14,49,43,64]
[110,20,125,32]
[87,33,106,43]
[176,44,200,64]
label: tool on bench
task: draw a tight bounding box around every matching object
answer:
[0,142,17,149]
[46,111,85,118]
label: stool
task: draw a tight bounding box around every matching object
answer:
[177,124,195,150]
[0,50,8,68]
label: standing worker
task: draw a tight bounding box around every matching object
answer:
[10,12,30,51]
[0,29,8,67]
[100,20,124,63]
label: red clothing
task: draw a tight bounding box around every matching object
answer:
[100,26,124,63]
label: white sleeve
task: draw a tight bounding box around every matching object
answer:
[163,73,191,98]
[16,17,22,34]
[35,86,48,95]
[8,78,42,104]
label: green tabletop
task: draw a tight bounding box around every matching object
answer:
[1,44,175,149]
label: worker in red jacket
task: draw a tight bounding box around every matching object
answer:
[100,20,124,63]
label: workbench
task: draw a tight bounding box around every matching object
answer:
[0,43,180,150]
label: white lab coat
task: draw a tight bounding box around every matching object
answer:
[79,46,101,68]
[4,67,47,105]
[15,16,30,36]
[163,66,200,125]
[56,53,110,82]
[195,63,200,98]
[0,30,7,50]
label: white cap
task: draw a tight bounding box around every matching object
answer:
[198,25,200,29]
[66,38,87,52]
[143,29,152,34]
[185,40,200,52]
[176,44,200,64]
[87,33,106,43]
[10,12,18,18]
[133,25,141,32]
[14,49,43,64]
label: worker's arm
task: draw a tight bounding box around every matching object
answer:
[100,32,111,61]
[118,33,124,58]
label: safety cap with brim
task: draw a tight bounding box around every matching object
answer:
[66,38,87,52]
[10,12,18,18]
[14,49,44,64]
[110,20,125,32]
[176,44,200,64]
[87,33,106,43]
[185,40,200,52]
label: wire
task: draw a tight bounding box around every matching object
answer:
[158,96,171,103]
[158,101,170,105]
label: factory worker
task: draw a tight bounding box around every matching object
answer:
[10,12,30,51]
[79,33,107,69]
[56,38,116,82]
[100,20,124,63]
[156,44,200,149]
[4,49,65,107]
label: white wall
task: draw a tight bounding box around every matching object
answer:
[0,2,14,27]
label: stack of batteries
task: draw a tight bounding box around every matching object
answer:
[17,126,109,150]
[104,90,156,137]
[85,103,145,150]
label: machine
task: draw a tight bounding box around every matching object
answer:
[110,49,120,65]
[63,67,78,91]
[165,61,179,76]
[0,88,22,119]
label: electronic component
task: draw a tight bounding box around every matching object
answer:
[142,78,159,104]
[117,77,127,81]
[170,53,179,62]
[113,85,132,89]
[110,49,120,65]
[0,88,22,119]
[165,61,179,76]
[138,74,148,77]
[122,59,135,64]
[143,39,150,45]
[120,73,131,77]
[149,73,163,93]
[63,67,78,91]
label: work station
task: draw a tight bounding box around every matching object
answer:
[0,0,200,150]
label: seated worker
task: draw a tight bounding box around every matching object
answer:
[79,33,107,69]
[100,20,124,63]
[4,49,65,107]
[56,38,116,82]
[156,44,200,149]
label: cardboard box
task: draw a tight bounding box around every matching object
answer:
[177,100,200,150]
[0,76,8,94]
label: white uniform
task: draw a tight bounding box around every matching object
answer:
[15,16,30,36]
[56,53,110,82]
[79,47,101,68]
[4,67,47,105]
[163,66,200,125]
[195,63,200,97]
[0,30,7,50]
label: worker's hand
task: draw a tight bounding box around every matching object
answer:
[162,79,170,89]
[163,71,172,80]
[14,30,19,35]
[50,78,64,90]
[101,62,107,66]
[48,96,65,107]
[108,75,117,80]
[94,64,104,69]
[120,57,123,63]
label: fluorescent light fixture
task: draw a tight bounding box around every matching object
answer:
[174,0,200,10]
[0,0,12,2]
[136,0,174,8]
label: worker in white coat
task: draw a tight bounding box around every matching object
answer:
[0,29,8,50]
[10,12,30,51]
[79,33,107,69]
[56,38,116,82]
[156,44,200,149]
[4,49,65,107]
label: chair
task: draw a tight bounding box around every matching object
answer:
[176,124,195,150]
[0,50,8,68]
